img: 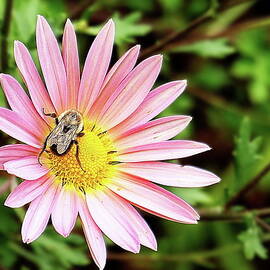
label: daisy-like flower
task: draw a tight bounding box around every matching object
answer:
[0,16,220,269]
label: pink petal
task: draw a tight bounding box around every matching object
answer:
[51,185,78,237]
[14,41,55,123]
[86,188,140,253]
[115,115,192,149]
[106,173,199,224]
[78,20,115,114]
[21,182,60,243]
[119,162,220,187]
[98,55,162,130]
[0,74,48,133]
[0,144,38,170]
[4,156,48,180]
[0,108,42,148]
[4,175,52,208]
[110,80,186,135]
[36,15,67,112]
[78,199,106,270]
[62,19,80,109]
[105,189,157,250]
[119,140,211,162]
[89,45,140,119]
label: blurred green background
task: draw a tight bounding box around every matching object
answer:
[1,0,270,269]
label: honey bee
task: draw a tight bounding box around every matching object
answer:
[38,109,85,170]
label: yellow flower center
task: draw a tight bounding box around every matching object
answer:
[42,119,117,192]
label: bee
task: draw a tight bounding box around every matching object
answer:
[38,109,85,170]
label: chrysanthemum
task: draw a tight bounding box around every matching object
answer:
[0,16,220,269]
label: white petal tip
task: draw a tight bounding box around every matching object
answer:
[147,241,158,251]
[23,237,32,244]
[4,201,10,207]
[211,176,221,184]
[14,40,21,46]
[107,18,114,25]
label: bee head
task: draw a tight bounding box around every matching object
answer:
[58,109,84,132]
[68,110,82,124]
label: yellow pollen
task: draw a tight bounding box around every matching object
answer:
[42,120,117,192]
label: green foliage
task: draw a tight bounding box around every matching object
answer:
[232,28,270,104]
[192,62,230,90]
[173,38,235,58]
[75,12,151,54]
[232,118,262,193]
[111,12,151,46]
[238,214,268,260]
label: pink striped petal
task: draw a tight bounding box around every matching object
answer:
[62,19,80,108]
[0,108,42,148]
[0,74,48,133]
[119,140,211,162]
[78,199,106,270]
[106,173,199,224]
[4,175,52,208]
[21,182,60,243]
[104,189,157,250]
[0,144,38,170]
[98,55,162,130]
[78,20,115,113]
[51,185,78,237]
[118,162,220,187]
[89,45,140,118]
[110,80,186,135]
[36,15,67,112]
[4,156,48,180]
[14,41,55,123]
[125,207,157,250]
[86,188,140,253]
[115,115,192,149]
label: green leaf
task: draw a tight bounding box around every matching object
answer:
[231,28,270,103]
[171,187,213,205]
[75,12,151,48]
[238,214,268,260]
[112,12,151,46]
[233,118,261,189]
[192,62,230,90]
[206,0,255,35]
[173,38,235,59]
[10,0,67,45]
[32,230,89,270]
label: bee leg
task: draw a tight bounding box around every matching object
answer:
[38,146,47,166]
[38,136,50,166]
[74,140,86,172]
[77,132,85,137]
[38,150,44,166]
[42,108,59,124]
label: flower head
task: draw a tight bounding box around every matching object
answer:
[0,16,220,269]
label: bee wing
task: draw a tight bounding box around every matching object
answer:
[56,127,78,155]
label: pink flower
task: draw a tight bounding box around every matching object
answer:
[0,16,220,269]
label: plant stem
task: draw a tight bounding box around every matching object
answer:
[256,216,270,232]
[108,233,270,262]
[140,12,212,59]
[225,163,270,209]
[199,207,270,222]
